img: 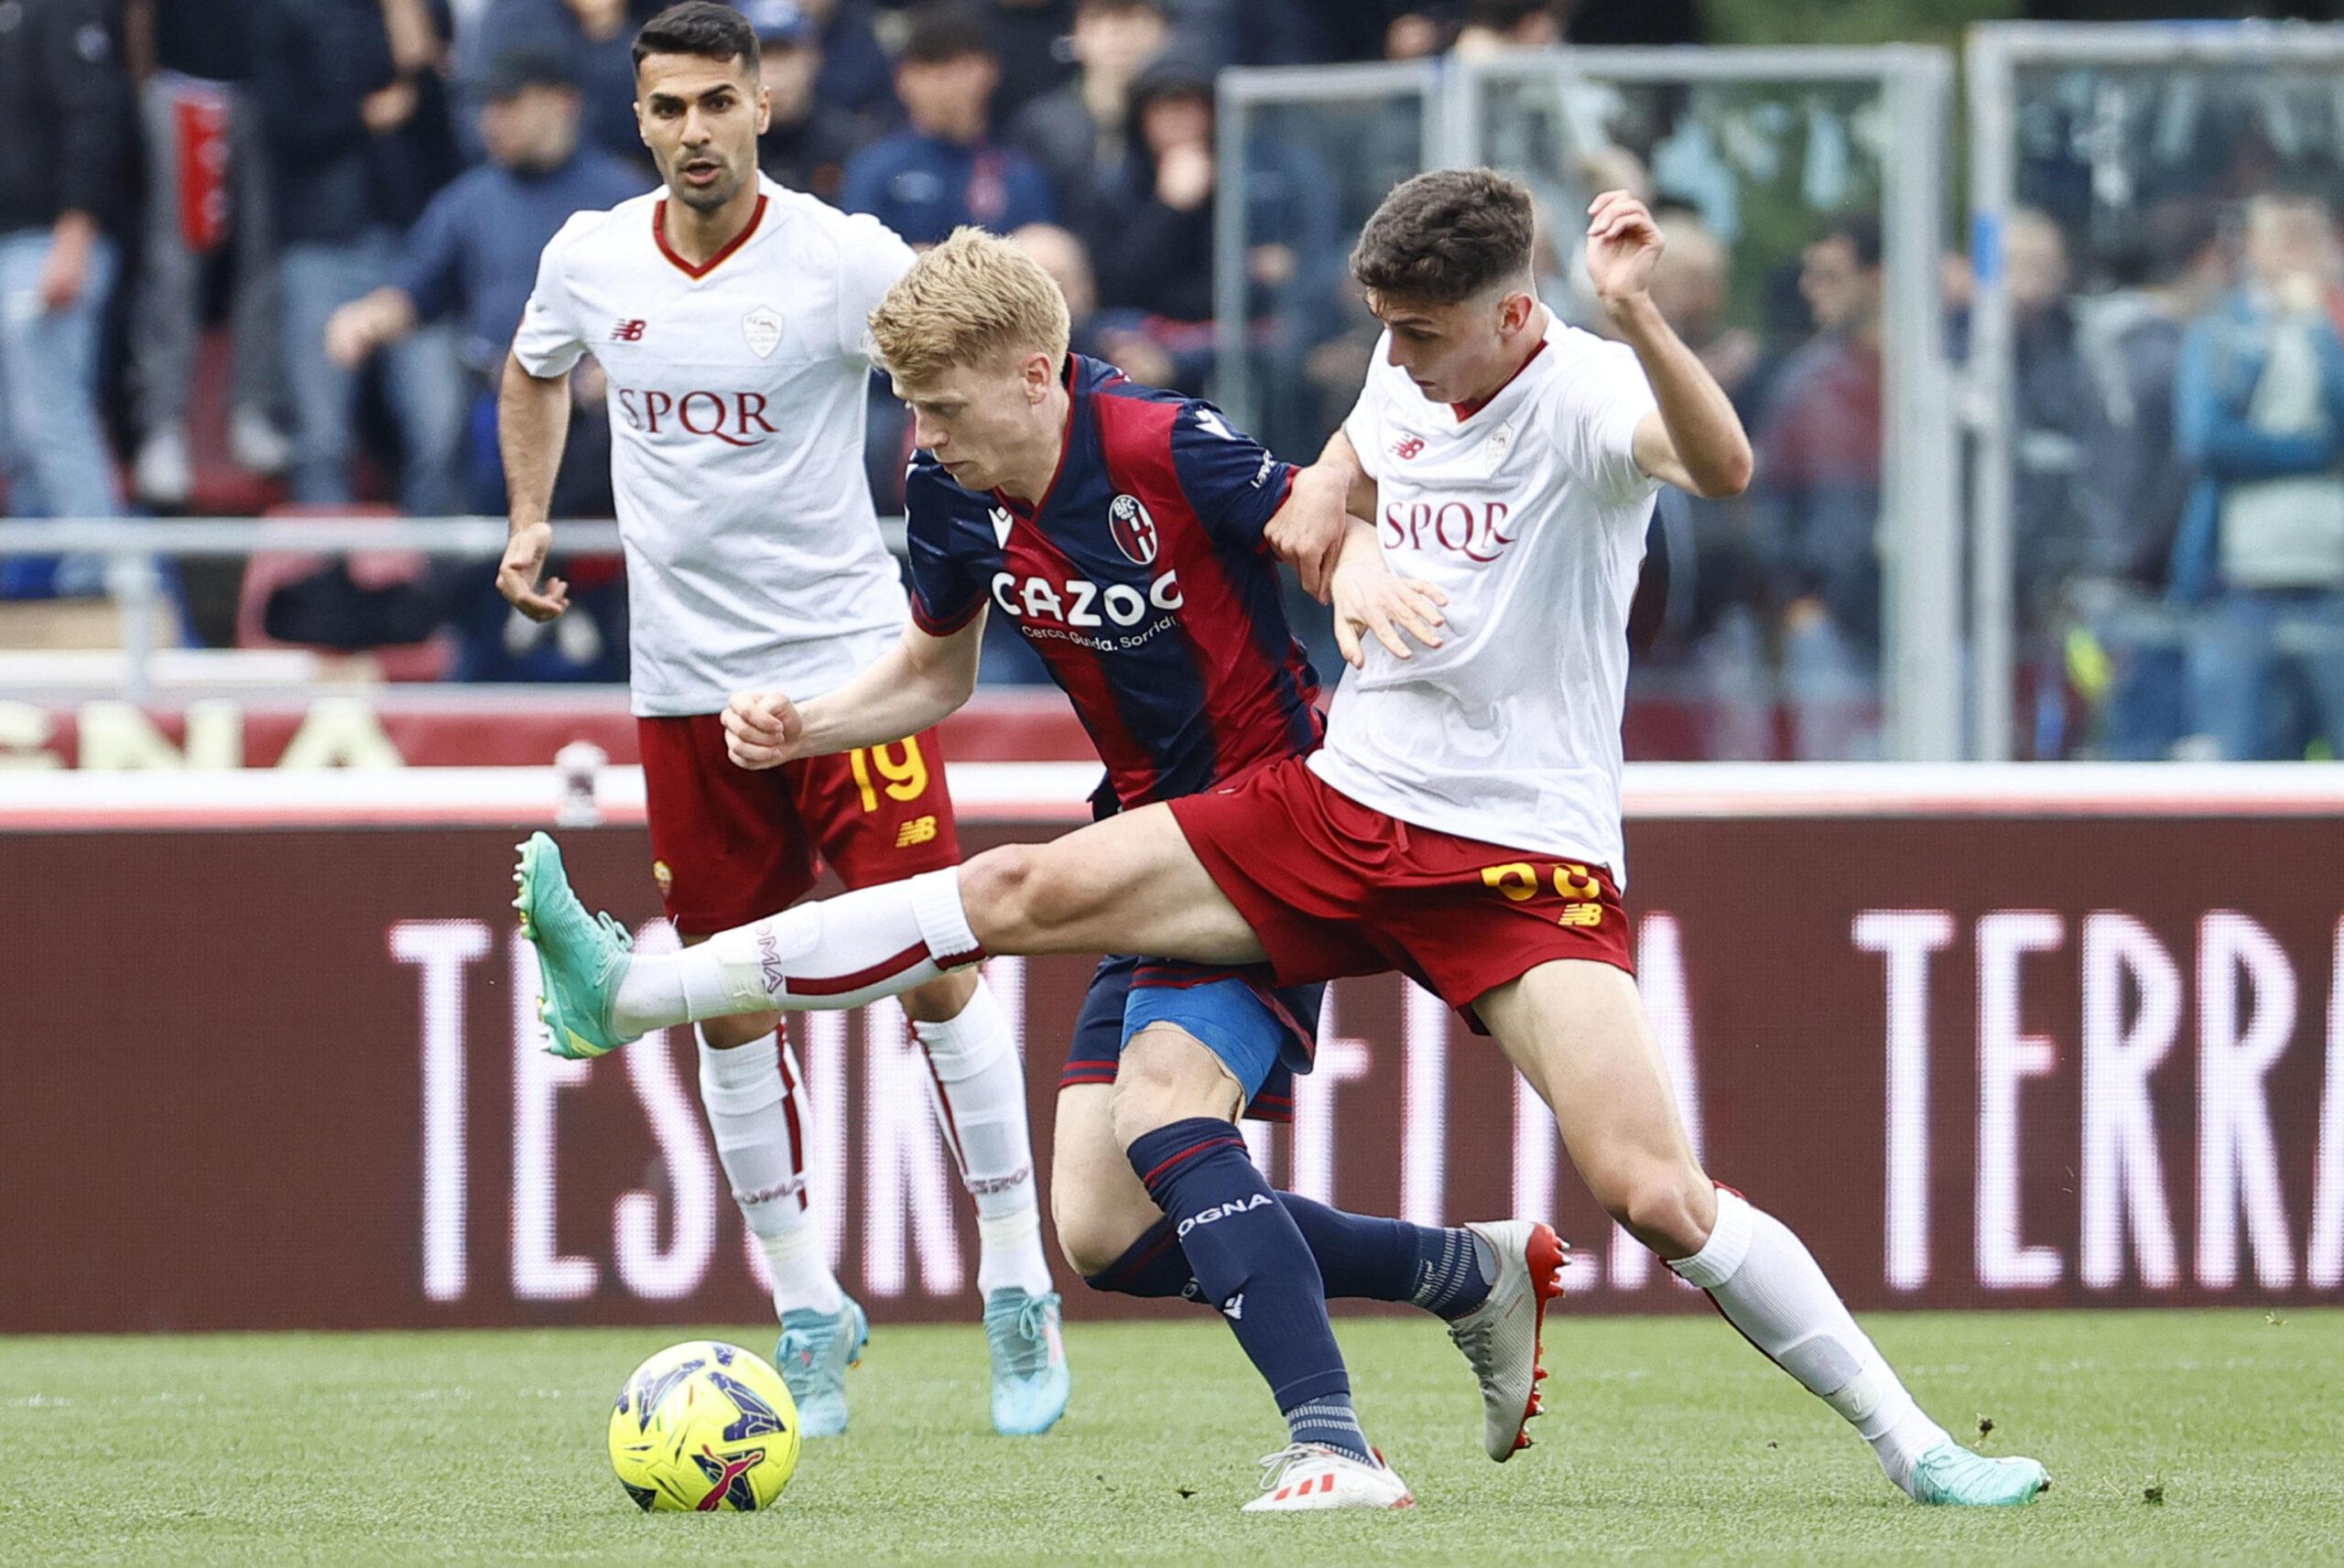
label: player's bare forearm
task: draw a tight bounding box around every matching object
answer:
[793,616,984,755]
[498,353,570,529]
[1263,461,1353,602]
[1607,293,1753,499]
[1315,428,1378,521]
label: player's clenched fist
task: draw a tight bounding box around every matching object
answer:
[723,689,804,771]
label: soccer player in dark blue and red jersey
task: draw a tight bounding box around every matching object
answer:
[696,229,1550,1509]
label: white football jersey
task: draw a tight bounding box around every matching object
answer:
[513,177,916,717]
[1310,310,1661,880]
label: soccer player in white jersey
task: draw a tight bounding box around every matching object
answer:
[495,1,1067,1439]
[520,168,2051,1508]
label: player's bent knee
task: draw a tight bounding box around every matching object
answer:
[960,843,1094,947]
[1604,1167,1715,1259]
[1108,1028,1239,1149]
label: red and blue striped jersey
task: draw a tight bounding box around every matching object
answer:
[906,355,1324,814]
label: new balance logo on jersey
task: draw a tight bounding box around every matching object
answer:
[611,319,646,341]
[616,387,776,449]
[990,569,1183,627]
[1177,1192,1271,1238]
[1381,497,1518,563]
[1391,434,1426,460]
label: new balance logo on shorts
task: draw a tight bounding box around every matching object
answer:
[1177,1192,1271,1238]
[895,815,939,849]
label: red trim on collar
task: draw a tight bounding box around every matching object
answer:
[652,193,768,280]
[992,357,1080,522]
[1449,335,1549,422]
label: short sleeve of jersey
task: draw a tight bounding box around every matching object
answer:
[1552,336,1662,507]
[511,214,591,378]
[1341,333,1393,484]
[833,212,917,361]
[903,461,985,635]
[1169,400,1297,552]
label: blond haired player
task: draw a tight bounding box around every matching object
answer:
[497,1,1065,1438]
[521,169,2051,1508]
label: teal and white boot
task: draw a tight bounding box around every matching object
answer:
[1906,1440,2050,1506]
[983,1288,1069,1435]
[511,832,637,1059]
[776,1297,870,1438]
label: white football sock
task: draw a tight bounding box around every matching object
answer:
[697,1026,843,1317]
[913,980,1053,1300]
[614,871,982,1036]
[1668,1189,1947,1493]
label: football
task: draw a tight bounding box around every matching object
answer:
[607,1341,802,1512]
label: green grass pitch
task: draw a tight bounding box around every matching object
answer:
[3,1308,2338,1566]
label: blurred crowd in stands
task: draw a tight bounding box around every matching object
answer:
[5,0,2344,762]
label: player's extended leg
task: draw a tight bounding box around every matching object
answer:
[688,988,868,1440]
[510,806,1263,1056]
[1476,960,2051,1507]
[1058,1080,1567,1465]
[1107,1023,1412,1512]
[898,967,1069,1436]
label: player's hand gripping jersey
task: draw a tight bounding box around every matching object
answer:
[1317,314,1661,878]
[905,354,1324,814]
[513,176,916,717]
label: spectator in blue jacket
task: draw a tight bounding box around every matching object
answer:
[320,49,644,513]
[2172,191,2344,761]
[254,0,466,514]
[840,4,1055,245]
[457,0,664,171]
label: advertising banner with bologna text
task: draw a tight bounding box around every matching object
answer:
[3,806,2341,1332]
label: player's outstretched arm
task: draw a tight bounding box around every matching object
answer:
[1327,520,1447,668]
[1261,460,1356,601]
[1584,190,1754,500]
[723,612,987,771]
[496,352,574,621]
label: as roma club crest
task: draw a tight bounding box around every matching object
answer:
[1480,420,1516,477]
[1108,493,1159,566]
[742,306,783,359]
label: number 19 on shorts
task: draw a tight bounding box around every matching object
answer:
[846,738,930,813]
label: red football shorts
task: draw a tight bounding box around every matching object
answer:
[637,717,964,935]
[1167,752,1633,1025]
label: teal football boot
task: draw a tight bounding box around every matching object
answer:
[776,1298,869,1438]
[983,1287,1070,1435]
[1908,1440,2051,1506]
[511,831,636,1059]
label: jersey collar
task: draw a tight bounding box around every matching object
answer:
[651,187,770,280]
[1449,330,1551,423]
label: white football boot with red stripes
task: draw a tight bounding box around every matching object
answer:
[1241,1444,1416,1512]
[1445,1220,1569,1461]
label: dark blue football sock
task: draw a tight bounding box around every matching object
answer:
[1276,1195,1498,1320]
[1082,1196,1497,1321]
[1127,1117,1369,1463]
[1081,1215,1195,1299]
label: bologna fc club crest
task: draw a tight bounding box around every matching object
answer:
[1108,494,1159,565]
[742,306,783,358]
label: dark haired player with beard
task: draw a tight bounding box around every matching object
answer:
[496,1,1067,1441]
[522,169,2052,1508]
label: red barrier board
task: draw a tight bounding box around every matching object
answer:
[3,813,2341,1332]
